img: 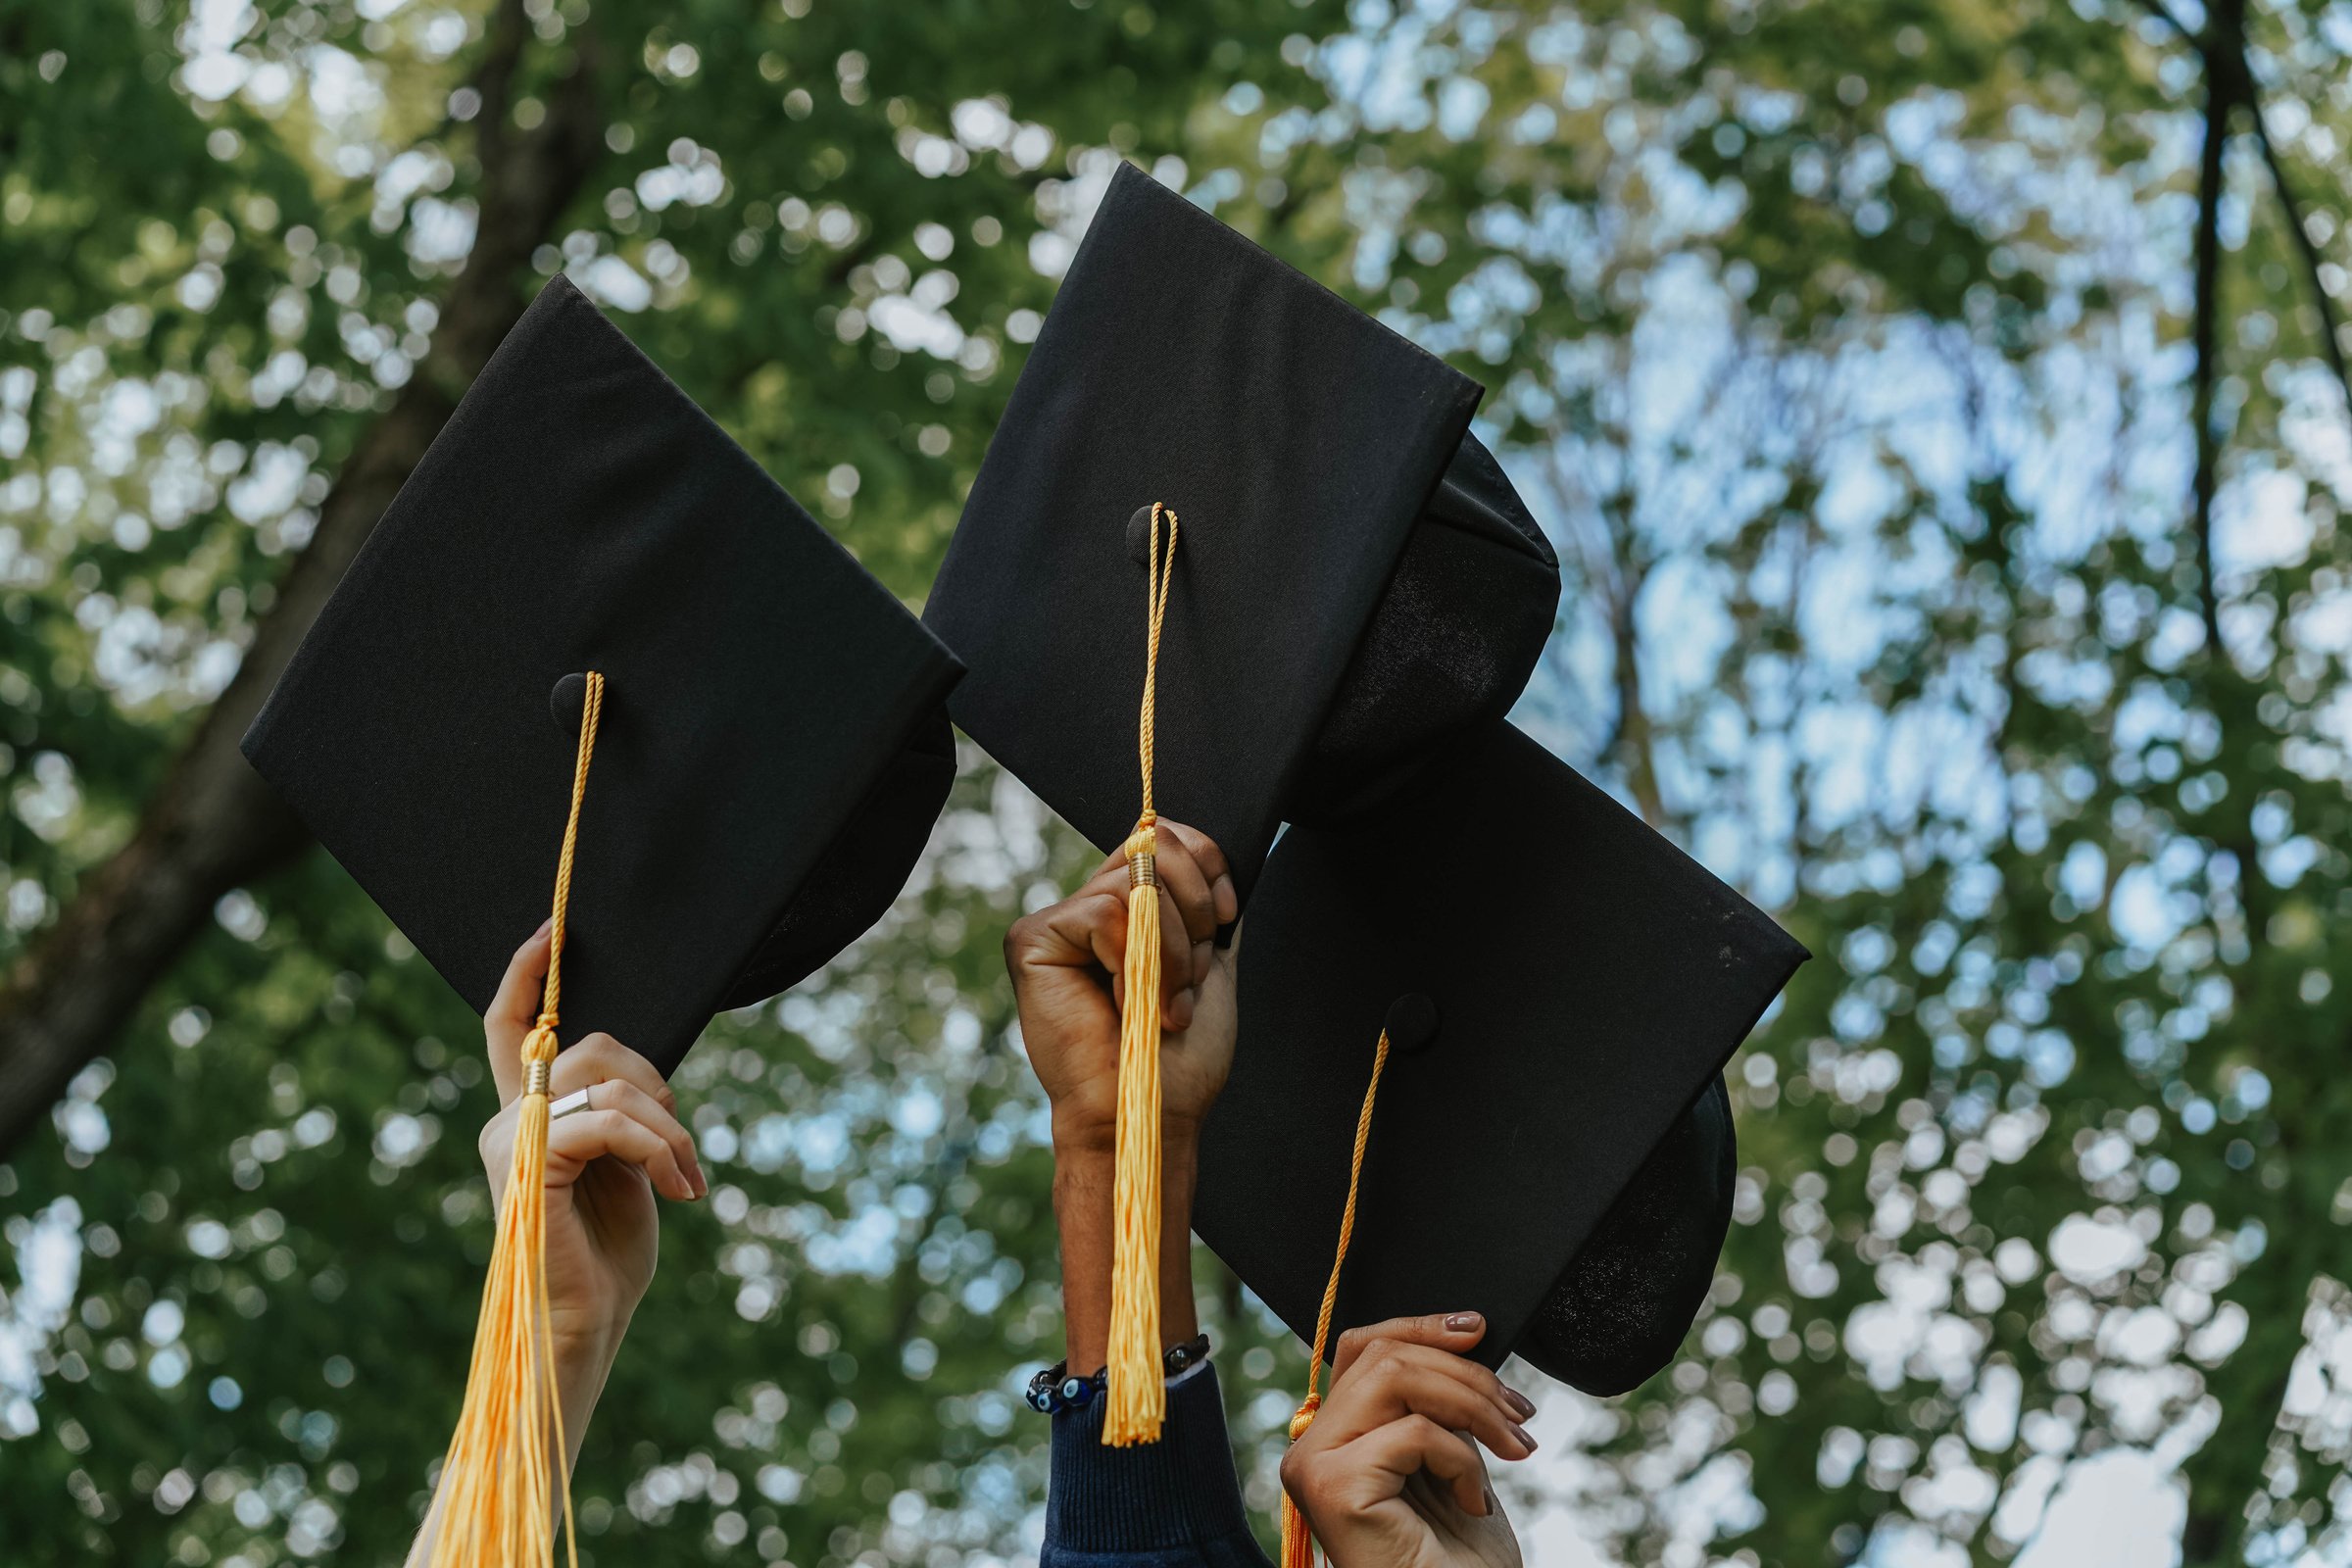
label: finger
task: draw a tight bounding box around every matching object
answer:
[1314,1342,1536,1459]
[1344,1416,1494,1518]
[1332,1311,1491,1385]
[573,1078,706,1198]
[1009,891,1128,981]
[1157,885,1197,1019]
[551,1033,677,1114]
[1146,828,1220,950]
[1076,830,1217,962]
[547,1107,698,1201]
[1046,873,1193,1015]
[1155,820,1236,926]
[486,920,553,1102]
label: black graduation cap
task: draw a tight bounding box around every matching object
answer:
[1194,722,1807,1395]
[923,162,1559,904]
[243,276,963,1078]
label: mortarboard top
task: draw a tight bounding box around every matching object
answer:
[244,276,963,1078]
[922,162,1559,904]
[1194,722,1807,1395]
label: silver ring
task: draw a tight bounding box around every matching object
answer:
[549,1086,593,1121]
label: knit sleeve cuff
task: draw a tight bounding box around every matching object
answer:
[1044,1358,1259,1557]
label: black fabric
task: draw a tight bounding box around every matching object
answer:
[713,708,956,1010]
[1193,723,1805,1394]
[243,276,963,1077]
[1044,1363,1268,1568]
[1515,1075,1737,1395]
[923,162,1555,904]
[1290,433,1557,824]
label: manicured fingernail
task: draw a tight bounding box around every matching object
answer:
[1509,1422,1537,1452]
[1503,1386,1536,1420]
[1484,1487,1498,1516]
[1444,1311,1483,1332]
[1212,875,1237,922]
[533,915,554,939]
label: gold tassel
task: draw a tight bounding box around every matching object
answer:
[1278,1027,1393,1563]
[427,670,605,1568]
[1103,504,1180,1446]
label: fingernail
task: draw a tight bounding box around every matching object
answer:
[1503,1386,1536,1420]
[1192,940,1213,981]
[533,915,554,939]
[1212,875,1237,922]
[1509,1422,1537,1452]
[1444,1311,1483,1332]
[1483,1487,1499,1517]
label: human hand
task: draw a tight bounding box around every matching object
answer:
[1005,822,1238,1373]
[1004,820,1240,1152]
[476,922,708,1448]
[1280,1314,1533,1568]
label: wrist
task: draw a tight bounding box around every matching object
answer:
[1051,1107,1203,1163]
[1050,1105,1118,1159]
[550,1312,627,1469]
[552,1310,627,1401]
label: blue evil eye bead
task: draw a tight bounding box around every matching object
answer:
[1061,1375,1095,1407]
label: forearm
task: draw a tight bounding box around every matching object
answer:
[1054,1125,1201,1376]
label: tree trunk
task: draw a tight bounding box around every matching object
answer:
[0,5,604,1155]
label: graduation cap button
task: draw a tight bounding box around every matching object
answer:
[1125,503,1167,567]
[550,671,592,738]
[1385,992,1440,1054]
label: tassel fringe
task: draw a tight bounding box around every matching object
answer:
[1103,821,1166,1445]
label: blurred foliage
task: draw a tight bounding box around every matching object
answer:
[3,1,2352,1566]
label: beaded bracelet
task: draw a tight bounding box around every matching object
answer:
[1027,1334,1211,1415]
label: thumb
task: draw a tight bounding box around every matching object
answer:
[485,919,554,1103]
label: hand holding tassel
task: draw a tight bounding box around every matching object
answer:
[1000,820,1241,1422]
[407,924,710,1568]
[1276,1313,1536,1568]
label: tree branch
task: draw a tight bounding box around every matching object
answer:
[2128,0,2199,45]
[2187,23,2234,664]
[2245,95,2352,416]
[0,1,605,1155]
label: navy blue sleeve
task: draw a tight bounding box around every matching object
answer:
[1041,1362,1275,1568]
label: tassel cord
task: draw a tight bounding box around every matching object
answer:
[1278,1028,1394,1568]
